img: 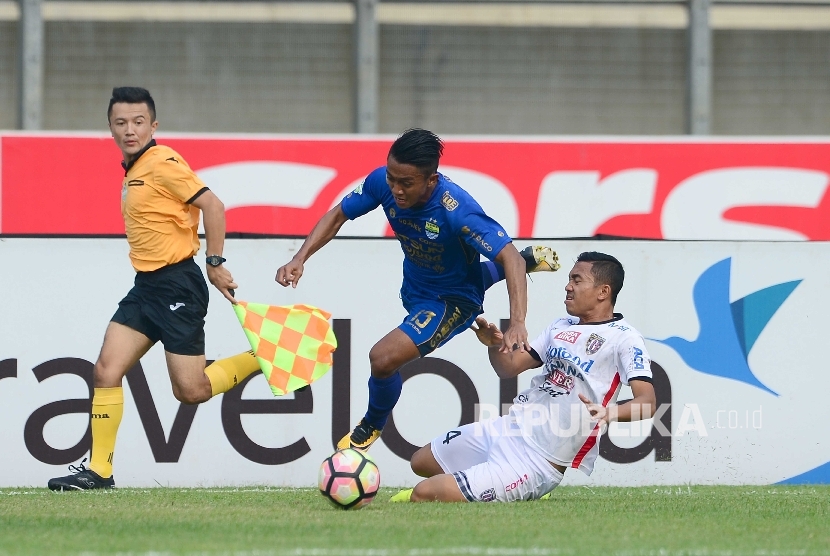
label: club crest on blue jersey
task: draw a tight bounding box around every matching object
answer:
[425,219,440,239]
[585,333,606,355]
[389,207,396,218]
[441,191,459,211]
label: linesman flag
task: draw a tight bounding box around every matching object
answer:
[233,302,337,396]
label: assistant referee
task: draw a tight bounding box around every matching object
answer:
[48,87,261,490]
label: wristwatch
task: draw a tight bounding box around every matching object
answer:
[205,255,226,267]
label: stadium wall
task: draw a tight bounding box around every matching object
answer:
[2,15,830,134]
[2,133,830,240]
[0,237,827,487]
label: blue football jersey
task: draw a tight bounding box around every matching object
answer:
[340,166,512,307]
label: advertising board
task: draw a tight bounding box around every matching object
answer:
[0,238,826,487]
[2,134,829,240]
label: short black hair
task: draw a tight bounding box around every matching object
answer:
[576,251,625,305]
[107,87,156,122]
[388,128,444,176]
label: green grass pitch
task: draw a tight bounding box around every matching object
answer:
[1,486,828,555]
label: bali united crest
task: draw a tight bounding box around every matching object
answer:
[479,488,497,502]
[585,333,606,355]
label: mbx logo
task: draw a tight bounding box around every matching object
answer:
[653,258,801,395]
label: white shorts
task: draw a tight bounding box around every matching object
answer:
[429,416,563,502]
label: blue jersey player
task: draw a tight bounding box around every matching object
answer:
[275,129,559,451]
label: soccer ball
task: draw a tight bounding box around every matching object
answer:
[318,448,381,510]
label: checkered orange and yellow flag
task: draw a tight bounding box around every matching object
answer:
[233,302,337,396]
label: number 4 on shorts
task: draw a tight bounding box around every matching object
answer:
[443,430,461,444]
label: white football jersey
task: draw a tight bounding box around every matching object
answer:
[510,314,652,475]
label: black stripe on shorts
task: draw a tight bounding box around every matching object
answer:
[453,471,477,502]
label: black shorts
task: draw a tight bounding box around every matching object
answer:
[111,258,209,356]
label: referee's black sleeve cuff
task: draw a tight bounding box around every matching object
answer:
[186,187,209,204]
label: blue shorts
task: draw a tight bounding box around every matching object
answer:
[399,297,482,356]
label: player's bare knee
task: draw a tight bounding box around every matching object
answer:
[411,446,441,477]
[411,481,433,502]
[93,360,122,388]
[172,386,209,405]
[367,346,398,377]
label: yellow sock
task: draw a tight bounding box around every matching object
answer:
[89,387,123,479]
[205,351,261,397]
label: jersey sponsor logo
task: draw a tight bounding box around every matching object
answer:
[479,488,497,502]
[397,235,445,266]
[504,474,530,494]
[354,179,364,195]
[585,333,606,355]
[169,302,186,311]
[441,191,459,211]
[608,321,629,332]
[166,157,179,164]
[127,179,145,186]
[460,226,470,235]
[545,345,594,377]
[91,413,110,419]
[545,368,575,392]
[397,218,421,232]
[425,219,440,240]
[651,257,801,395]
[429,305,464,349]
[469,231,493,252]
[632,346,646,371]
[554,330,581,344]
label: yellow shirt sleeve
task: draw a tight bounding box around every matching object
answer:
[153,153,207,203]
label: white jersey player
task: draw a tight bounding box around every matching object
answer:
[393,251,657,503]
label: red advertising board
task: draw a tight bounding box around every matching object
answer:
[2,134,829,239]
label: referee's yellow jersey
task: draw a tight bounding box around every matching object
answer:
[120,141,208,272]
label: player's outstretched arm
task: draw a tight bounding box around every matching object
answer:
[579,380,656,432]
[192,190,238,303]
[493,243,529,354]
[472,317,540,379]
[275,203,349,288]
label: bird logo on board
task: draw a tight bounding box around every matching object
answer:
[425,219,440,240]
[585,333,606,355]
[652,257,801,396]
